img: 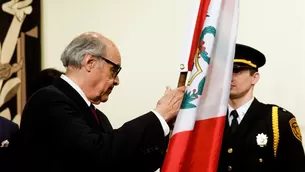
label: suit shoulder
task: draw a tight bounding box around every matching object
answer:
[266,104,303,142]
[29,85,68,102]
[266,104,294,119]
[0,116,18,129]
[35,85,63,95]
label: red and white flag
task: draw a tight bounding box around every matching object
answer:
[162,0,239,171]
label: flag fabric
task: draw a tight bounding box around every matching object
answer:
[162,0,239,171]
[179,0,211,72]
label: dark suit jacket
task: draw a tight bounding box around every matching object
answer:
[0,116,19,143]
[0,116,19,171]
[218,98,305,172]
[18,78,168,172]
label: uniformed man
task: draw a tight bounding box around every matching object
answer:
[217,43,305,172]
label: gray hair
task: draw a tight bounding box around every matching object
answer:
[60,34,106,68]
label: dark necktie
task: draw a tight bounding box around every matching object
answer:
[90,103,100,124]
[230,110,239,133]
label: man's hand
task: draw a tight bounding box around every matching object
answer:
[154,86,186,122]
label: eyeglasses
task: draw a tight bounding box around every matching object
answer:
[98,56,122,78]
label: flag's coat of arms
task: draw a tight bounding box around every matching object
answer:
[182,25,216,110]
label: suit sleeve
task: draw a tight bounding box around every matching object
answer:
[97,109,169,171]
[276,111,305,171]
[48,100,168,171]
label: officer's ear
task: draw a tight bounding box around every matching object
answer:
[251,71,260,85]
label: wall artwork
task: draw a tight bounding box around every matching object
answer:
[0,0,41,126]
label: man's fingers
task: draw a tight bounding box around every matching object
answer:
[176,86,186,92]
[164,86,171,95]
[163,86,173,96]
[171,92,184,106]
[161,86,185,105]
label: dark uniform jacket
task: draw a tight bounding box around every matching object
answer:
[218,98,305,172]
[18,78,168,172]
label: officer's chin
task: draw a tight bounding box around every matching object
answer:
[229,92,239,100]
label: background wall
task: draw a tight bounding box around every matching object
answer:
[41,0,305,137]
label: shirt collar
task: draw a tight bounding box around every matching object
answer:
[60,74,91,107]
[228,97,254,118]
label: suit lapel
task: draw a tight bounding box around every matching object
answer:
[53,78,102,132]
[96,110,113,133]
[235,98,265,138]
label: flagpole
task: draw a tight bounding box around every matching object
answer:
[177,71,188,87]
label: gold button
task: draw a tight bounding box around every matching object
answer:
[227,148,233,153]
[228,166,233,171]
[259,158,263,163]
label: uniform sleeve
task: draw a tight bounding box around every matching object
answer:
[276,110,305,171]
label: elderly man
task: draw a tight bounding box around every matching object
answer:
[19,32,185,172]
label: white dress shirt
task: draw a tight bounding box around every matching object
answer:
[227,97,254,126]
[60,74,170,136]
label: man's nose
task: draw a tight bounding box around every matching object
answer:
[113,76,120,86]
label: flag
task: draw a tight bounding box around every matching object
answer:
[162,0,239,171]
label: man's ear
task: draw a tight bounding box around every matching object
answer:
[252,72,260,85]
[83,54,96,72]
